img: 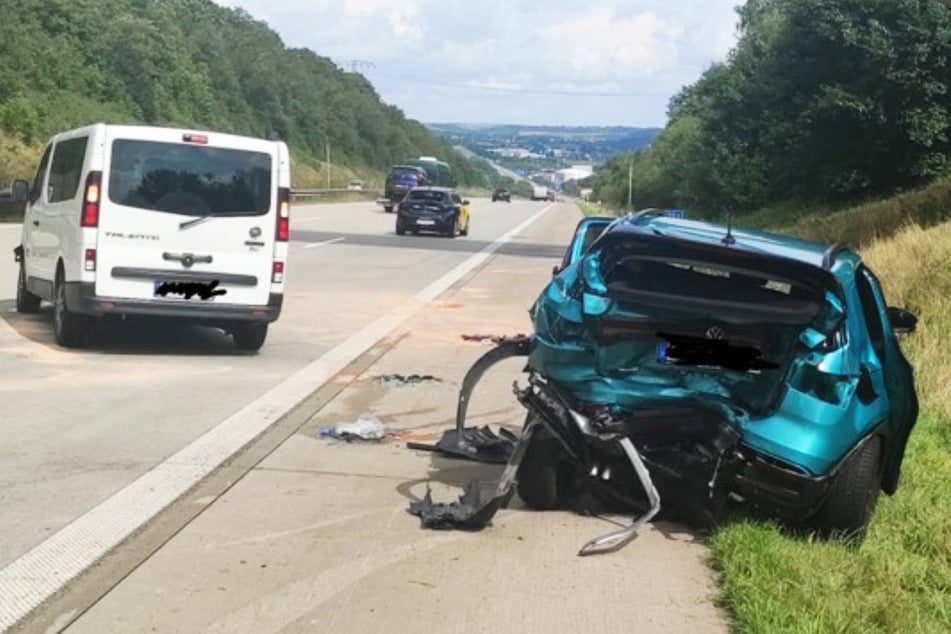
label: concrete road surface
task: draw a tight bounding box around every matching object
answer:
[0,201,728,633]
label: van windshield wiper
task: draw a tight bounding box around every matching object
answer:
[179,214,215,230]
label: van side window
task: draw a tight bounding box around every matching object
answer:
[48,136,89,203]
[30,143,53,205]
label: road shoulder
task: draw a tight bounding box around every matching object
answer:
[63,206,731,634]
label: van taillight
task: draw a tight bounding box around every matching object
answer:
[81,171,102,227]
[272,261,285,283]
[84,249,96,272]
[276,187,290,241]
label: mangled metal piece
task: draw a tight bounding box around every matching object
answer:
[406,334,679,556]
[408,417,540,530]
[577,437,660,556]
[406,425,518,463]
[409,482,512,530]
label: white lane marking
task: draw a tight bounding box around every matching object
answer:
[0,203,556,630]
[0,224,22,231]
[303,237,344,250]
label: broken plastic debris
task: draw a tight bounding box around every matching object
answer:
[461,333,529,344]
[373,374,443,386]
[408,483,510,530]
[405,426,517,464]
[319,414,386,441]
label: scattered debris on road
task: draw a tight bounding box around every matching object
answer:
[405,334,668,556]
[319,413,386,441]
[409,483,512,530]
[406,426,517,463]
[460,333,529,344]
[373,373,443,386]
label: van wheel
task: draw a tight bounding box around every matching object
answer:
[53,275,88,348]
[232,323,268,351]
[811,434,882,545]
[16,263,41,313]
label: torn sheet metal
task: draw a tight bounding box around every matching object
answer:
[408,483,513,530]
[406,426,517,463]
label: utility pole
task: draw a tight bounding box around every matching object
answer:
[627,159,633,210]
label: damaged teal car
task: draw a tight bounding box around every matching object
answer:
[410,210,920,555]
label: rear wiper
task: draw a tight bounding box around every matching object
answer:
[179,214,214,230]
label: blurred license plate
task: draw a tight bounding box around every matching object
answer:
[153,280,219,301]
[416,219,435,226]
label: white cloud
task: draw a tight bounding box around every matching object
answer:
[538,11,684,80]
[214,0,740,126]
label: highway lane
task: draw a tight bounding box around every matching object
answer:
[0,197,560,572]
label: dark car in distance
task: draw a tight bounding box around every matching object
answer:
[492,188,511,202]
[396,187,470,238]
[383,165,431,212]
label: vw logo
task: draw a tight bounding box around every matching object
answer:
[705,326,726,340]
[250,227,262,238]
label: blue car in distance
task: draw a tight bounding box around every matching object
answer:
[511,210,919,549]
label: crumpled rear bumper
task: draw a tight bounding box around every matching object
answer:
[407,336,852,555]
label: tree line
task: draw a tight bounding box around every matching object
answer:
[0,0,491,187]
[593,0,951,218]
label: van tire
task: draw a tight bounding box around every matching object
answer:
[16,263,41,313]
[53,275,88,348]
[232,323,268,351]
[811,434,882,544]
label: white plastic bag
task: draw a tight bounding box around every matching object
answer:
[332,414,386,440]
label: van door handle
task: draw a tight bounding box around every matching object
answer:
[32,220,39,226]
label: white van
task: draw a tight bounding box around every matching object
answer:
[10,123,291,350]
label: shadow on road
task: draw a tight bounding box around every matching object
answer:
[0,299,251,356]
[291,229,567,260]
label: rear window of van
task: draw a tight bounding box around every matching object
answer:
[107,139,273,216]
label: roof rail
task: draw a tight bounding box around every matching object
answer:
[822,243,846,270]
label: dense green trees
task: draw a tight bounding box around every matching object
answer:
[594,0,951,217]
[0,0,489,187]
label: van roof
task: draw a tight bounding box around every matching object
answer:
[46,122,284,147]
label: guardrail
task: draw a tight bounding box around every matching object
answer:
[291,188,380,198]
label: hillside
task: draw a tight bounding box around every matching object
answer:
[0,0,490,188]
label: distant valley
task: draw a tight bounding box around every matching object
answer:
[425,123,661,179]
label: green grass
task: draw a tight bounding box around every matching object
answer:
[578,201,618,217]
[711,412,951,633]
[711,219,951,634]
[743,175,951,249]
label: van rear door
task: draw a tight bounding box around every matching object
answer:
[95,127,282,307]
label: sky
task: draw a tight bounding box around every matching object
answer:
[215,0,742,128]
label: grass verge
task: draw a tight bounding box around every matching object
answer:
[710,220,951,633]
[578,201,616,217]
[735,175,951,250]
